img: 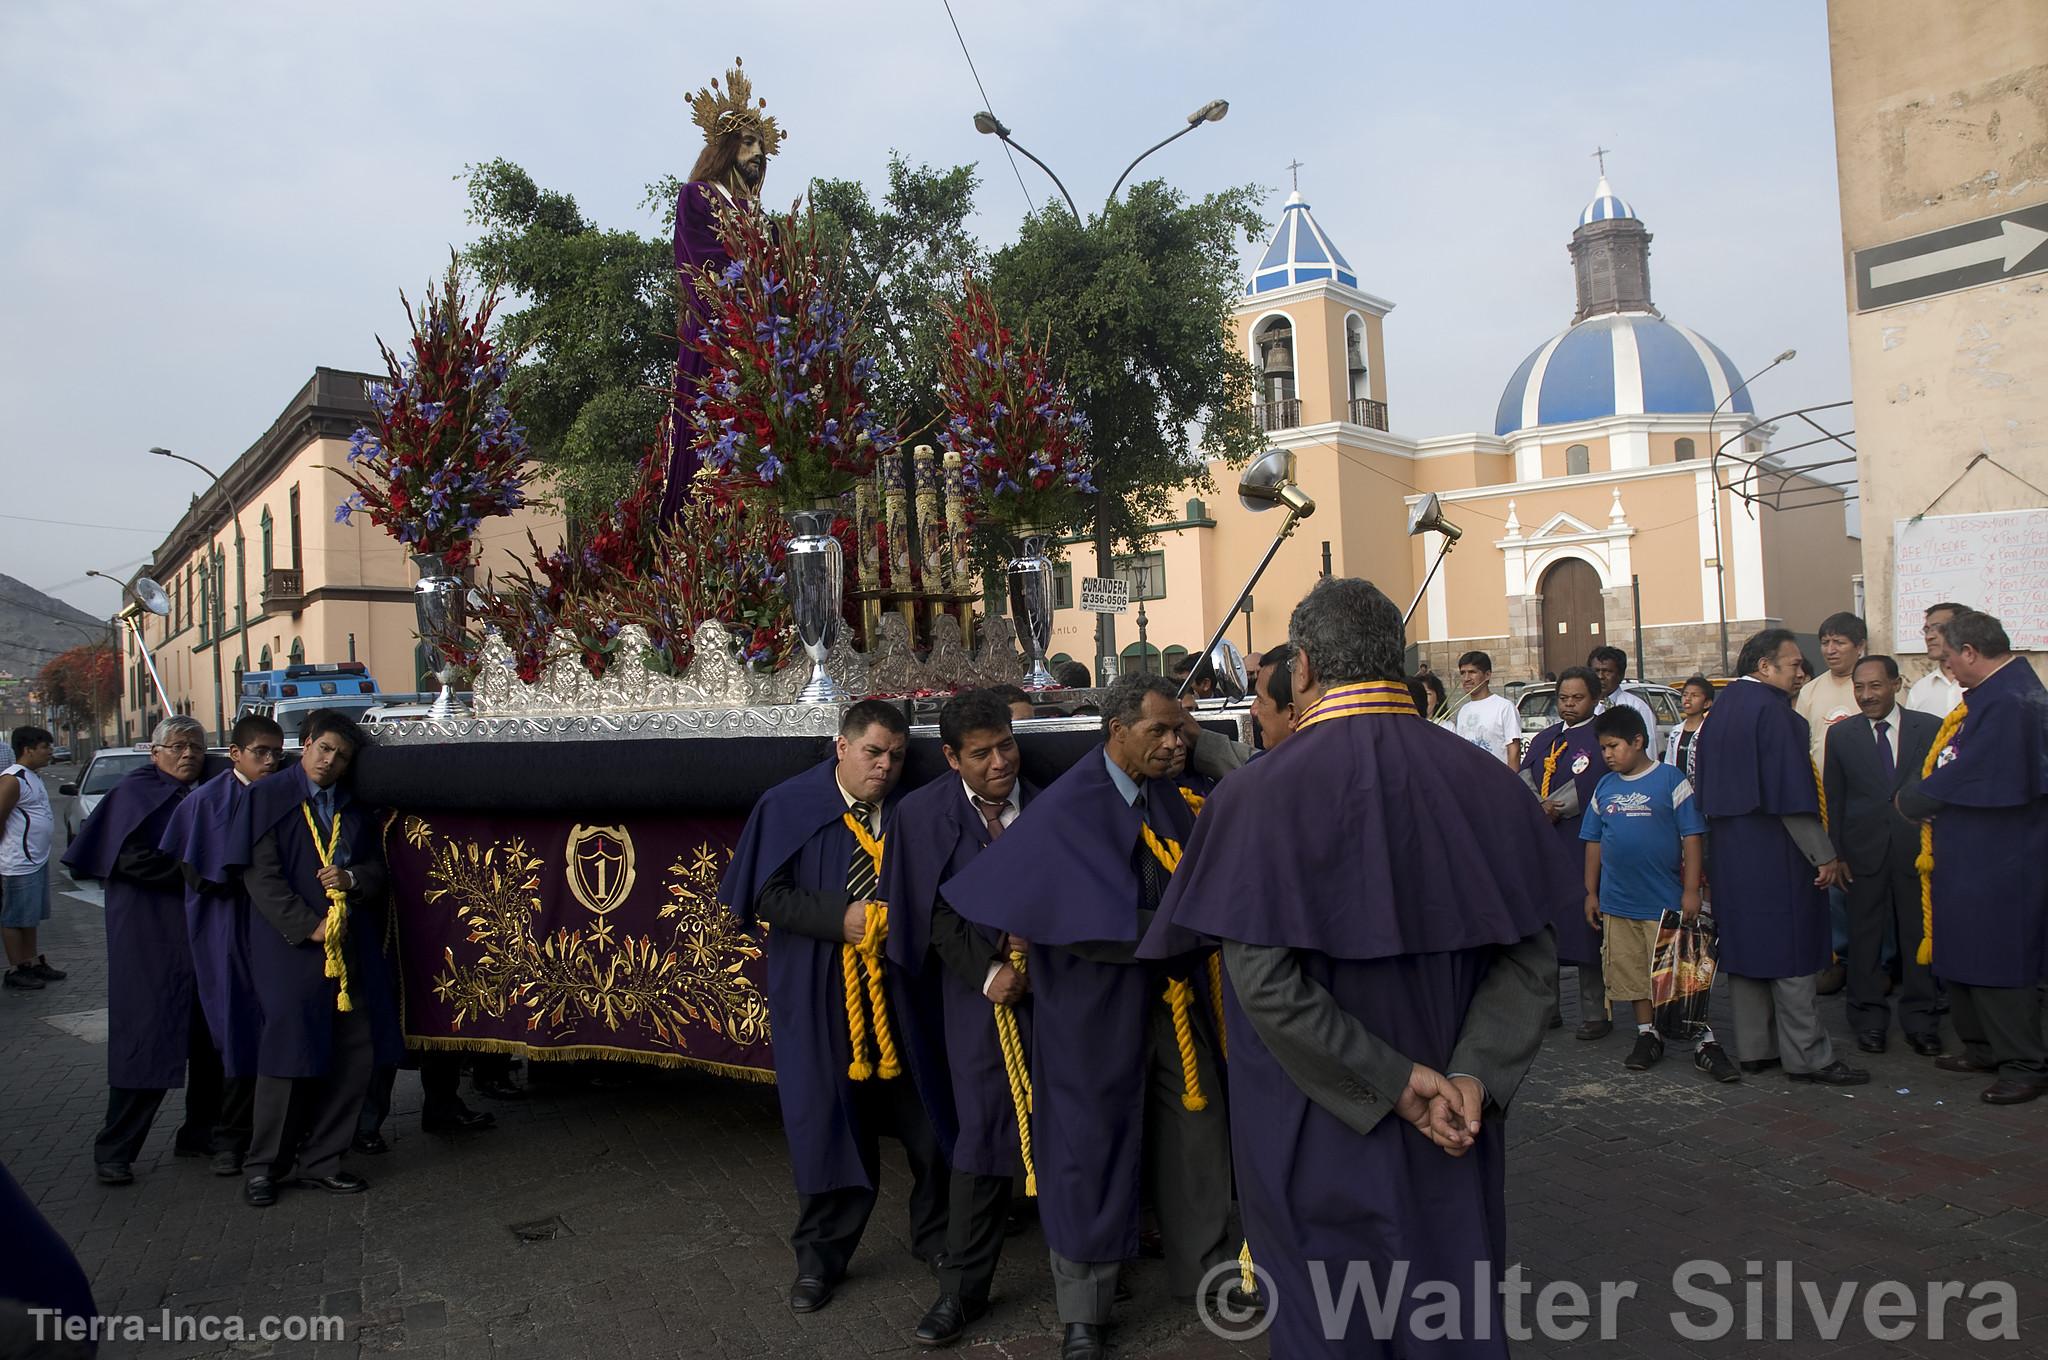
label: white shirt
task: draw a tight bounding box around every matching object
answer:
[834,777,882,835]
[1455,693,1521,762]
[1794,670,1860,769]
[0,765,52,874]
[1906,668,1963,720]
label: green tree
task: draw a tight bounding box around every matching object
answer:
[989,180,1266,664]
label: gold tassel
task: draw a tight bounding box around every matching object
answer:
[994,949,1036,1195]
[1915,701,1969,968]
[842,940,873,1080]
[1206,951,1228,1061]
[300,803,353,1012]
[1239,1238,1256,1295]
[1165,978,1207,1112]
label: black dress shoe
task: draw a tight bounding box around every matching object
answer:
[94,1162,133,1186]
[1936,1053,1997,1074]
[1982,1078,2048,1105]
[243,1176,277,1208]
[1575,1019,1613,1041]
[1906,1033,1944,1057]
[1739,1057,1782,1074]
[1061,1322,1107,1360]
[913,1294,987,1347]
[351,1131,390,1156]
[1856,1031,1887,1055]
[211,1150,244,1176]
[1789,1060,1870,1086]
[420,1105,496,1135]
[788,1275,835,1314]
[300,1171,369,1194]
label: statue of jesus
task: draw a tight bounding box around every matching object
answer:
[660,58,784,522]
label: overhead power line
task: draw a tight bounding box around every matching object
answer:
[940,0,1036,214]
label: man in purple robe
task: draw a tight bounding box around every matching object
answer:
[1694,629,1867,1086]
[942,675,1237,1360]
[1897,610,2048,1103]
[1519,665,1608,1037]
[63,715,233,1187]
[1142,578,1563,1357]
[882,690,1038,1347]
[717,700,952,1315]
[157,712,284,1176]
[236,710,403,1208]
[660,57,782,522]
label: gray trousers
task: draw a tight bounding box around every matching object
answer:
[1050,988,1235,1324]
[1949,983,2048,1079]
[247,1009,375,1180]
[1728,973,1835,1073]
[1577,963,1607,1023]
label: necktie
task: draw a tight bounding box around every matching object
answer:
[972,795,1007,842]
[1874,719,1894,782]
[314,788,334,825]
[846,800,878,899]
[1133,792,1166,910]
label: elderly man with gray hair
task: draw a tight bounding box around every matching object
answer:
[63,715,238,1186]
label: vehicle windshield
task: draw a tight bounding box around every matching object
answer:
[1518,690,1558,731]
[81,752,151,794]
[276,696,380,741]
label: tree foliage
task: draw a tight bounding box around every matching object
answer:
[989,179,1266,554]
[37,643,119,725]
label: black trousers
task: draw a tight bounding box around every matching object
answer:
[247,1008,376,1180]
[938,1170,1013,1305]
[1950,982,2048,1078]
[790,1074,948,1282]
[357,1052,465,1135]
[1845,852,1940,1038]
[93,997,247,1164]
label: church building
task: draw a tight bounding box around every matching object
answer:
[1047,173,1861,683]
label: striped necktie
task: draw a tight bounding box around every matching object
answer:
[847,800,878,899]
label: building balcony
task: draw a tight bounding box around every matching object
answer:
[1256,398,1301,433]
[1348,397,1389,431]
[261,568,304,610]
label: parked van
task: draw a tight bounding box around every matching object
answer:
[236,663,385,745]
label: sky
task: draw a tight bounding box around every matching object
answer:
[0,0,1854,616]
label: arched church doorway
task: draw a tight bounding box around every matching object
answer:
[1539,558,1604,678]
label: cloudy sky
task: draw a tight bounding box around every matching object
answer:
[0,1,1852,614]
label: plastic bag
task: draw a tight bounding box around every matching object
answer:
[1651,909,1718,1041]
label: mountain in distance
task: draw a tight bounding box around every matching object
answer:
[0,572,109,684]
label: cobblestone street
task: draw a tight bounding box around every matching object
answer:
[5,858,2046,1359]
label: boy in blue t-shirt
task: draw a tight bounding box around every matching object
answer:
[1581,706,1727,1079]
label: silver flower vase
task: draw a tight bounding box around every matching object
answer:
[1006,529,1058,690]
[785,507,847,704]
[411,553,464,719]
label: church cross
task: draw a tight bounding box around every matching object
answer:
[1591,146,1611,176]
[1286,158,1304,191]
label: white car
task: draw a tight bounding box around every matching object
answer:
[59,747,153,841]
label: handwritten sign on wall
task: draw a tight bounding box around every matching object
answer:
[1892,510,2048,652]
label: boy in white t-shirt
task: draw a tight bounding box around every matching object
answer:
[1454,651,1522,768]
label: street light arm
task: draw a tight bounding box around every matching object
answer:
[1706,350,1794,673]
[1106,121,1200,211]
[997,133,1082,220]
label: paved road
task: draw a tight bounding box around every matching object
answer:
[3,803,2045,1357]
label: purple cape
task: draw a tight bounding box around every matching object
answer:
[1919,659,2048,987]
[940,747,1197,1262]
[717,758,954,1196]
[1694,678,1828,978]
[63,763,200,1088]
[658,181,734,522]
[234,763,402,1077]
[160,769,264,1079]
[881,774,1039,1178]
[1520,718,1606,965]
[0,1159,96,1328]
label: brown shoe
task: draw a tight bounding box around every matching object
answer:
[1981,1079,2048,1106]
[1575,1019,1613,1040]
[1935,1054,1998,1074]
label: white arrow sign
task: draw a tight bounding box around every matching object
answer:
[1868,218,2048,290]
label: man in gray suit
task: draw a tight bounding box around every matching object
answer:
[1823,655,1942,1056]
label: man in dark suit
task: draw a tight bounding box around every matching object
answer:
[1824,655,1941,1055]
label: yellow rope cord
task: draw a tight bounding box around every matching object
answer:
[993,947,1036,1195]
[1239,1238,1256,1294]
[299,802,353,1012]
[839,812,897,1081]
[1810,757,1829,832]
[861,901,902,1080]
[1164,977,1208,1111]
[1178,785,1205,817]
[841,939,873,1080]
[1539,738,1565,800]
[1915,701,1969,967]
[1139,822,1181,873]
[1206,951,1228,1061]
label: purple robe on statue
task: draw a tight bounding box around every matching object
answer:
[1693,677,1830,979]
[1520,718,1606,966]
[717,758,954,1196]
[160,769,265,1080]
[881,774,1039,1179]
[233,764,403,1078]
[62,763,198,1089]
[940,747,1197,1264]
[1918,659,2048,988]
[1137,683,1568,1358]
[658,180,737,523]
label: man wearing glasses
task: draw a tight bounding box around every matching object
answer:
[1907,602,1969,719]
[63,716,231,1187]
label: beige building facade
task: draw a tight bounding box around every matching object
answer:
[1828,0,2048,680]
[116,368,561,742]
[1050,184,1862,684]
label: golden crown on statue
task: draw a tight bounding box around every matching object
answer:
[690,56,783,157]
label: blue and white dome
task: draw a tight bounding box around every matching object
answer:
[1578,175,1635,227]
[1249,191,1358,294]
[1494,313,1752,436]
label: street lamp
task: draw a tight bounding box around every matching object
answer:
[151,445,249,742]
[971,97,1230,684]
[86,569,175,724]
[1707,349,1797,673]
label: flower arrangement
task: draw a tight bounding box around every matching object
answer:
[680,199,898,508]
[335,258,534,567]
[937,277,1094,535]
